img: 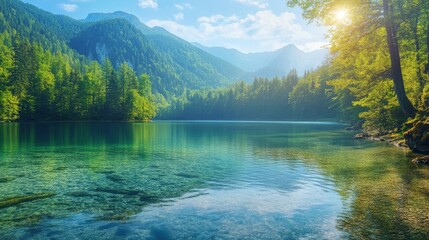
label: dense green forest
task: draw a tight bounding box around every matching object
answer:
[0,0,246,121]
[160,69,335,120]
[3,0,429,151]
[0,0,243,99]
[0,31,156,121]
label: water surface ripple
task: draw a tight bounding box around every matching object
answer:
[0,121,428,239]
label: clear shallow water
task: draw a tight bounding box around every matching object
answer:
[0,121,429,239]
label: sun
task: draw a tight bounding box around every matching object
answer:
[334,8,350,24]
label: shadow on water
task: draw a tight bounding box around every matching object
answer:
[252,125,429,239]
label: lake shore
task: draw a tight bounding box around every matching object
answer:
[349,128,429,164]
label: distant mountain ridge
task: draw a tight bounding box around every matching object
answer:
[0,0,244,96]
[1,0,326,97]
[85,11,169,37]
[84,11,327,79]
[194,43,328,78]
[82,11,245,94]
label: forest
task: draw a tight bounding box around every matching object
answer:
[159,0,429,154]
[0,32,156,121]
[159,68,335,120]
[1,0,429,150]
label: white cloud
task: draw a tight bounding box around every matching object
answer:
[297,41,329,52]
[147,19,202,38]
[174,13,184,21]
[59,3,78,12]
[175,3,192,11]
[235,0,268,9]
[147,10,316,53]
[138,0,158,9]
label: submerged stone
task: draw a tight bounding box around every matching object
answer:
[139,194,159,203]
[106,174,125,183]
[98,222,119,230]
[93,187,141,196]
[67,191,95,197]
[115,226,131,237]
[0,177,16,183]
[412,155,429,164]
[354,133,369,139]
[0,193,56,209]
[175,173,199,179]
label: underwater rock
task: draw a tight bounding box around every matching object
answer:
[354,133,368,139]
[106,174,125,183]
[412,155,429,164]
[175,173,199,179]
[139,194,159,203]
[0,193,56,209]
[92,187,159,204]
[93,187,141,196]
[98,222,119,230]
[115,226,131,237]
[0,177,15,183]
[67,191,95,197]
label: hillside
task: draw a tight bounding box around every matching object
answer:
[83,11,245,94]
[0,0,85,52]
[0,0,245,96]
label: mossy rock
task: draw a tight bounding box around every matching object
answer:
[412,155,429,164]
[0,193,56,209]
[404,119,429,153]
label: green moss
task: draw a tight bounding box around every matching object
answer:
[0,193,56,209]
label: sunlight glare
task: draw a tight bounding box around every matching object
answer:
[334,8,350,25]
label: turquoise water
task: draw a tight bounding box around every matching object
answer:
[0,121,428,239]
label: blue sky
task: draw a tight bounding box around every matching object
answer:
[22,0,328,53]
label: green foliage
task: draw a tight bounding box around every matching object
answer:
[126,90,156,121]
[1,0,243,103]
[0,0,159,121]
[287,0,429,132]
[159,69,335,120]
[0,29,156,121]
[0,31,13,88]
[69,18,244,96]
[354,81,407,132]
[289,66,334,119]
[0,90,19,122]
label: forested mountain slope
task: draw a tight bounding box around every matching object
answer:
[0,0,245,97]
[83,11,245,95]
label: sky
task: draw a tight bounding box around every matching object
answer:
[22,0,328,53]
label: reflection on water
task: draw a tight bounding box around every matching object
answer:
[0,121,428,239]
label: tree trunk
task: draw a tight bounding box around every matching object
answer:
[413,14,424,90]
[426,17,429,74]
[383,0,417,118]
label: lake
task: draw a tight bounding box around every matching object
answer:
[0,121,428,239]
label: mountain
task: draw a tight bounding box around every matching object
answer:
[0,0,244,96]
[85,11,172,37]
[82,11,245,94]
[194,43,328,78]
[0,0,86,52]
